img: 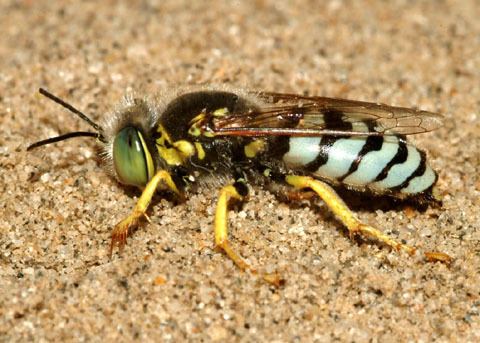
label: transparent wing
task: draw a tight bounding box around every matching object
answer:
[211,92,443,137]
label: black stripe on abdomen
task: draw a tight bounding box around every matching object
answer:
[305,109,353,173]
[390,150,427,192]
[374,138,408,182]
[338,134,384,182]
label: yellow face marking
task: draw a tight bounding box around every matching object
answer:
[244,139,266,158]
[194,142,206,160]
[137,131,155,181]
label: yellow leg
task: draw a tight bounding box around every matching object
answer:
[214,183,254,272]
[286,175,446,260]
[214,183,286,286]
[110,170,181,256]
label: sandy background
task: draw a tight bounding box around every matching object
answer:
[1,0,479,341]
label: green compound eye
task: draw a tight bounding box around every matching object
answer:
[113,127,155,187]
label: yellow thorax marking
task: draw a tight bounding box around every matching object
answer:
[194,142,206,160]
[189,112,206,125]
[156,125,195,166]
[188,108,229,138]
[188,112,205,137]
[244,139,266,158]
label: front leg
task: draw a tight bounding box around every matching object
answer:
[110,170,181,256]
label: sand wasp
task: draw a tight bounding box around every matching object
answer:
[28,86,452,282]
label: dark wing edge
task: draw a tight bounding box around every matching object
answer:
[212,91,443,137]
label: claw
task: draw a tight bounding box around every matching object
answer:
[143,212,152,224]
[263,272,286,288]
[109,210,144,257]
[349,224,362,240]
[425,251,453,264]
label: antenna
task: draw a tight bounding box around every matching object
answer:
[27,88,107,150]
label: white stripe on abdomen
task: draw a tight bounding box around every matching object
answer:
[343,136,399,186]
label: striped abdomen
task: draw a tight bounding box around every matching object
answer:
[282,134,437,198]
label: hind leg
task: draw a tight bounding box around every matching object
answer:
[286,175,451,263]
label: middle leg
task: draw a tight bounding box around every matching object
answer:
[214,180,254,272]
